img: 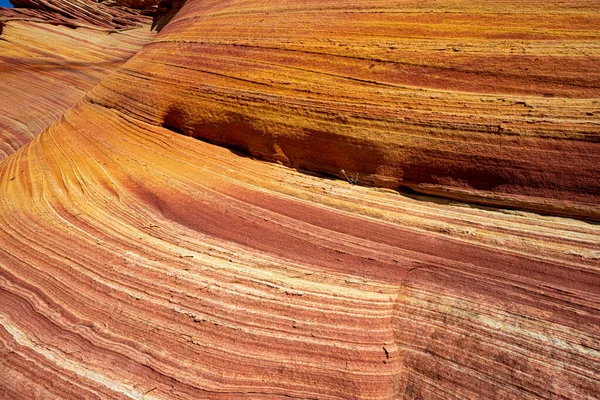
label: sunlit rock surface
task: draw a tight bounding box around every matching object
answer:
[0,0,156,161]
[90,0,600,220]
[0,1,599,399]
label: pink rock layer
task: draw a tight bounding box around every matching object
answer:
[0,0,599,399]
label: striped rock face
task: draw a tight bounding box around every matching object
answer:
[89,0,600,220]
[0,1,599,399]
[0,22,155,161]
[4,0,156,29]
[0,0,157,161]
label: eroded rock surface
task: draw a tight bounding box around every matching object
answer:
[90,0,600,219]
[0,1,599,399]
[4,0,155,29]
[0,0,157,161]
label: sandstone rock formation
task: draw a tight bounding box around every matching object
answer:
[90,0,600,220]
[0,0,156,161]
[4,0,154,29]
[0,1,599,399]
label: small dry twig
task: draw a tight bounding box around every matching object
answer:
[341,169,359,185]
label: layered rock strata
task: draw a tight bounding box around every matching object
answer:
[3,0,155,30]
[1,101,599,399]
[0,0,599,399]
[90,0,600,219]
[0,0,157,161]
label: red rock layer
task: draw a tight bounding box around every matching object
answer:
[89,0,600,219]
[0,0,599,399]
[0,1,157,161]
[1,100,599,399]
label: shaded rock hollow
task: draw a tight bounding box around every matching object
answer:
[89,0,600,219]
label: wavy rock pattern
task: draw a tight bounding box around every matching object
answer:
[0,0,599,399]
[0,22,154,161]
[0,0,156,161]
[90,0,600,219]
[4,0,154,29]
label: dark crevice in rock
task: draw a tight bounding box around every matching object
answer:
[151,0,186,31]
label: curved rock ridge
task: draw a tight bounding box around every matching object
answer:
[88,0,600,219]
[0,0,599,399]
[0,22,155,161]
[0,0,157,161]
[0,99,599,399]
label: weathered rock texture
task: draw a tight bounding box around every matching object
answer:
[4,0,154,29]
[0,1,599,399]
[0,0,156,161]
[90,0,600,219]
